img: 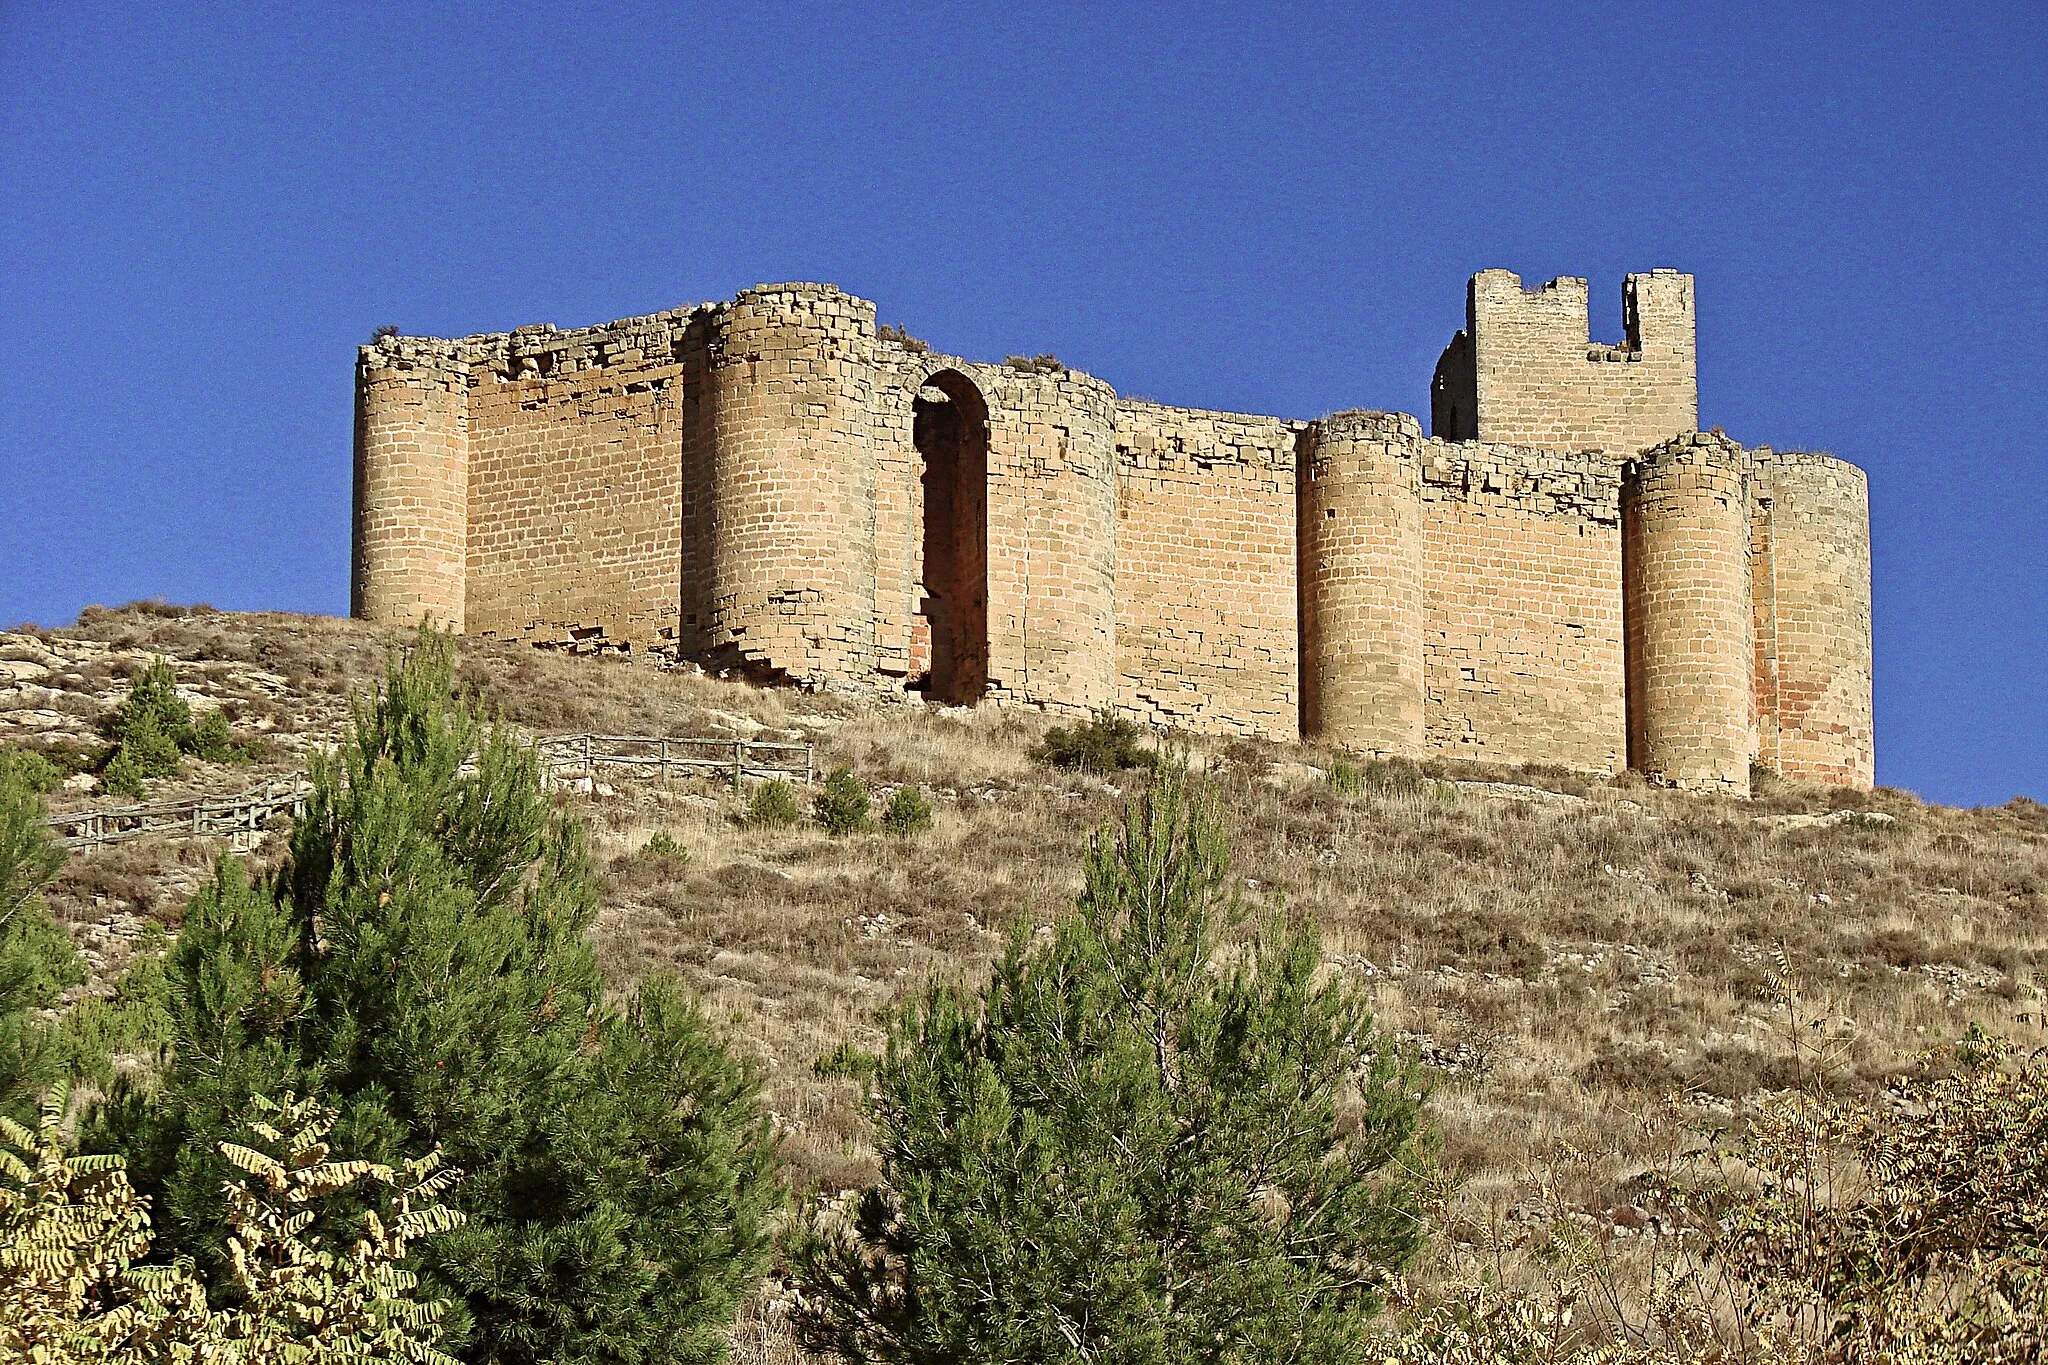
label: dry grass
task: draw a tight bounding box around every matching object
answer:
[7,605,2044,1357]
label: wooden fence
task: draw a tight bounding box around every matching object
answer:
[40,733,815,855]
[39,774,312,854]
[535,733,815,787]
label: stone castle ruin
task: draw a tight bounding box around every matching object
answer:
[352,269,1874,792]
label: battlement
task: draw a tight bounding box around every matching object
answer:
[352,267,1872,791]
[1433,269,1697,454]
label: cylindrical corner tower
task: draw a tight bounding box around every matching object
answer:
[1622,432,1755,791]
[352,341,469,632]
[703,284,878,684]
[1750,451,1874,788]
[1298,411,1425,755]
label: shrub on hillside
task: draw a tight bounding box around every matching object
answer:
[1327,754,1449,802]
[814,766,871,835]
[0,749,64,797]
[1029,706,1154,774]
[95,659,250,796]
[89,630,782,1365]
[881,785,933,837]
[103,659,191,766]
[53,927,174,1090]
[794,763,1433,1362]
[1,1089,465,1364]
[189,707,248,764]
[640,829,688,863]
[747,779,803,829]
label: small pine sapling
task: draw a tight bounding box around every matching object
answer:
[882,785,933,837]
[640,830,688,863]
[189,709,249,764]
[813,767,871,835]
[746,779,803,829]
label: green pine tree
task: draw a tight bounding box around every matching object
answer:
[0,750,86,1120]
[795,764,1432,1364]
[103,659,195,779]
[93,630,781,1365]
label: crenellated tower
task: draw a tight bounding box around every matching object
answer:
[1435,268,1696,456]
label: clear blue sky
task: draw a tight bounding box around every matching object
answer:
[3,2,2042,806]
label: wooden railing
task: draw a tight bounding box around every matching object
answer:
[534,733,815,787]
[39,774,312,854]
[40,733,815,856]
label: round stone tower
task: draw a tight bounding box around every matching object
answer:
[1622,431,1755,791]
[703,284,878,683]
[352,339,469,632]
[1750,451,1875,788]
[1298,411,1426,755]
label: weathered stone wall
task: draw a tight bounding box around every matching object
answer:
[1112,400,1303,738]
[1419,440,1626,771]
[867,346,1120,716]
[979,365,1120,713]
[1750,451,1875,788]
[1453,269,1696,455]
[464,350,686,649]
[1623,431,1756,791]
[353,339,469,633]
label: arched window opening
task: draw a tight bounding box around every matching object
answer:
[913,370,990,705]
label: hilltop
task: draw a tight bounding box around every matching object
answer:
[3,603,2042,1356]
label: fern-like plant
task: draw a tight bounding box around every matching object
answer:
[0,1088,465,1365]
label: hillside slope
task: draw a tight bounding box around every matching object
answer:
[5,603,2043,1353]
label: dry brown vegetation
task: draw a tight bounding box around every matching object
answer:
[4,603,2044,1356]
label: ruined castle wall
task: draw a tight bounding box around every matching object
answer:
[462,318,694,648]
[353,270,1874,793]
[1623,432,1756,791]
[1463,270,1696,454]
[1299,412,1425,754]
[1112,400,1303,739]
[703,285,879,683]
[978,367,1120,713]
[1419,440,1626,771]
[865,343,943,687]
[1750,451,1875,788]
[353,341,469,633]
